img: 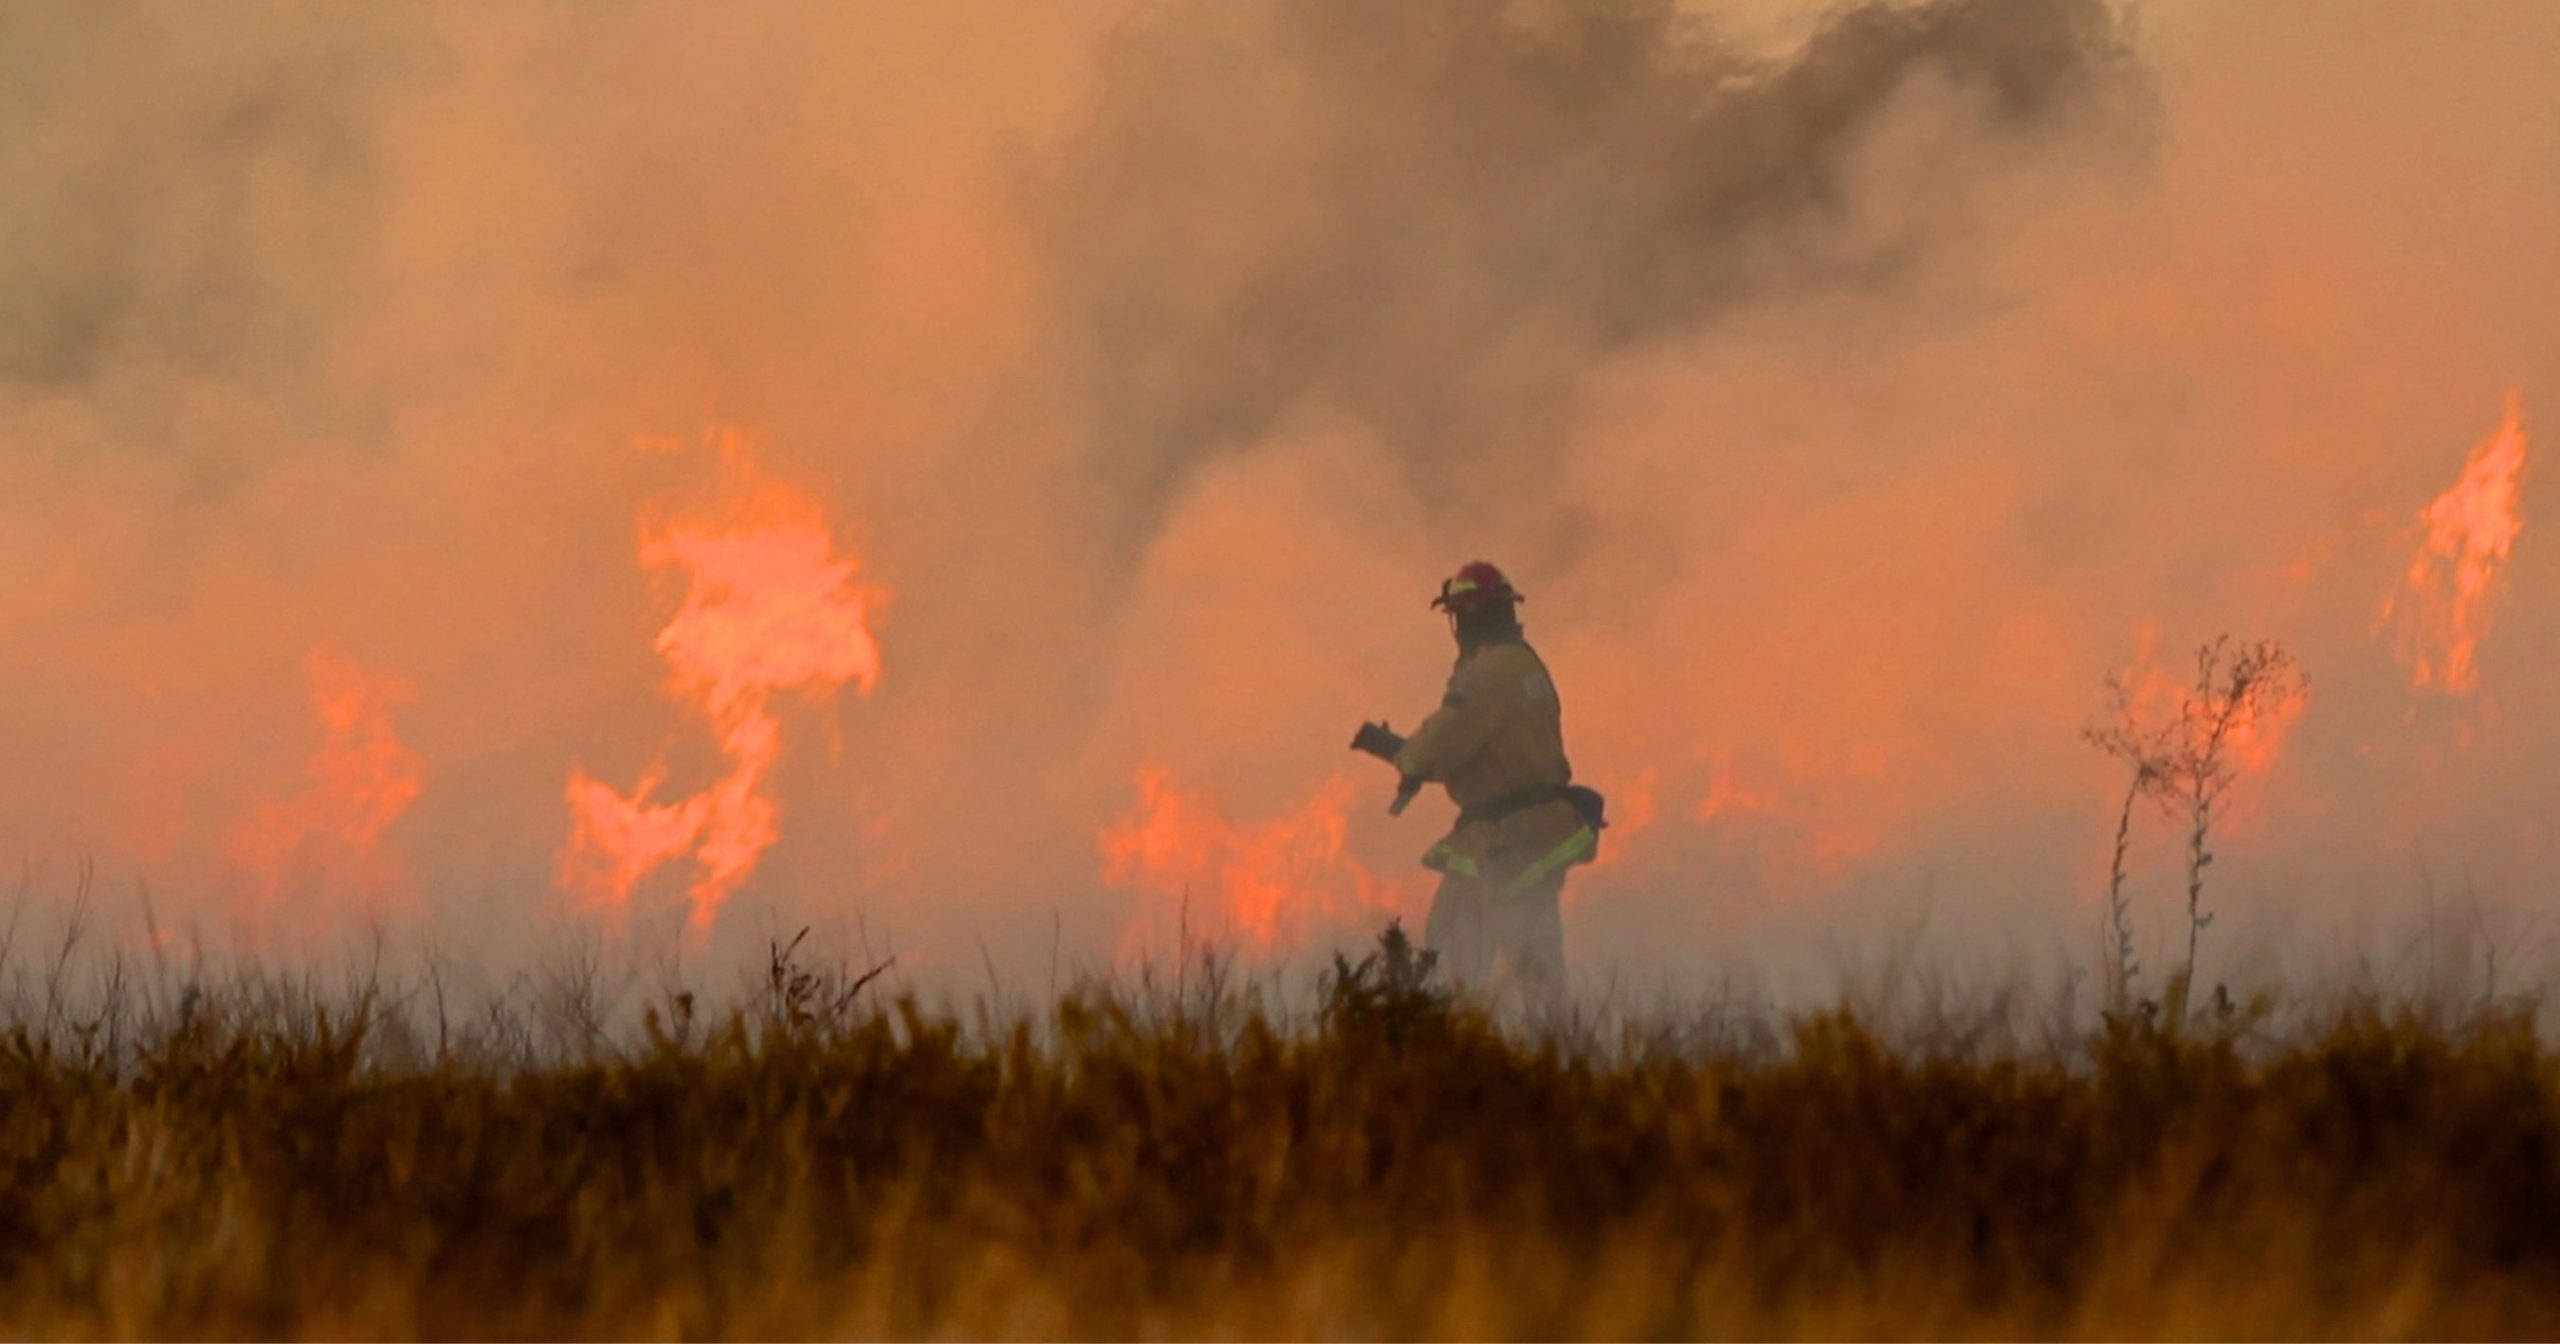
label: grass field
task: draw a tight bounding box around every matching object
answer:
[0,919,2555,1340]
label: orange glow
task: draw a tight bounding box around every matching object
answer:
[561,428,884,935]
[1696,765,1770,824]
[2116,628,2301,781]
[223,644,423,938]
[2229,685,2305,780]
[1100,769,1426,959]
[2100,628,2304,848]
[1693,750,1885,881]
[1588,769,1657,870]
[2384,392,2530,692]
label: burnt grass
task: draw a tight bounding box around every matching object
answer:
[1,935,2557,1338]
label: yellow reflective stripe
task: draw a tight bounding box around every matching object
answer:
[1429,826,1593,890]
[1499,826,1595,897]
[1424,843,1481,879]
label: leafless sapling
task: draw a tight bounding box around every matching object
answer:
[2162,637,2305,994]
[2085,636,2307,1015]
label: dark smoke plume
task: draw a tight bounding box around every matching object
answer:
[1036,0,2143,555]
[0,5,417,409]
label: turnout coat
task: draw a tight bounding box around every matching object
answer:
[1393,638,1597,894]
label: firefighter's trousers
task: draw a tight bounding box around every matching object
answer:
[1423,865,1566,1011]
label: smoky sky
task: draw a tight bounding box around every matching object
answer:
[1038,0,2143,557]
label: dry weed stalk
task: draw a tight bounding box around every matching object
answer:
[2085,682,2166,1008]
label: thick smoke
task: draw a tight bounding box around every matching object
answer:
[0,2,2555,999]
[1039,0,2140,555]
[0,4,417,429]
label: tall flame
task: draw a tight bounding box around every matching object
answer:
[1100,769,1425,959]
[561,428,884,934]
[2385,392,2530,692]
[224,643,423,939]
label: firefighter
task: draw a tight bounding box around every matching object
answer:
[1358,562,1601,1007]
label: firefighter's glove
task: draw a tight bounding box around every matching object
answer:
[1388,774,1423,817]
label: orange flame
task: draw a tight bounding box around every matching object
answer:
[561,428,884,934]
[1099,769,1425,959]
[224,644,423,938]
[2384,392,2529,692]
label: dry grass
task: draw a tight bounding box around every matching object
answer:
[0,915,2553,1340]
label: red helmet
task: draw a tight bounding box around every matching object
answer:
[1431,561,1523,612]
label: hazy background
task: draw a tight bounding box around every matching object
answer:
[2,1,2554,1000]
